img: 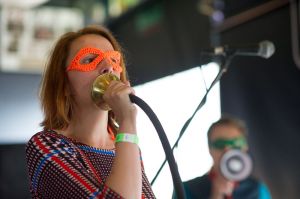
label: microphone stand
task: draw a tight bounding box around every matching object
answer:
[151,53,236,187]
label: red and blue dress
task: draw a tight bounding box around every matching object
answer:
[26,130,155,198]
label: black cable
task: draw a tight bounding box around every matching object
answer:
[290,0,300,68]
[129,94,186,199]
[151,54,235,186]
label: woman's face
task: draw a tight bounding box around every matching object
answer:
[66,34,121,107]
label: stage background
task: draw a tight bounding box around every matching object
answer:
[0,0,299,198]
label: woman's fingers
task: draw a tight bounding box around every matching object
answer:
[106,81,135,98]
[103,81,136,114]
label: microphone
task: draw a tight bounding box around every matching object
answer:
[91,73,119,110]
[202,40,275,59]
[91,73,140,109]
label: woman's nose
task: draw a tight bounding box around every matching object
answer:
[98,59,113,74]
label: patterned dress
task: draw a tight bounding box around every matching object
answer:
[26,130,156,198]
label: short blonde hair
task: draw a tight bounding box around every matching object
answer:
[207,115,248,142]
[40,25,128,131]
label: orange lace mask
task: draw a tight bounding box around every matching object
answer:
[66,47,123,73]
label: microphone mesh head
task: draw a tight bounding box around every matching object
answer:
[259,40,275,59]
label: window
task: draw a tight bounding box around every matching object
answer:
[135,64,221,198]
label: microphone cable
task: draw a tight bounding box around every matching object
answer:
[129,94,186,199]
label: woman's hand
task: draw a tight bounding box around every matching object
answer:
[103,80,137,133]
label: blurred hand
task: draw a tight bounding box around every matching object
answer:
[210,174,235,199]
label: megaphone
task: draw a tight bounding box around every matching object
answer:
[220,149,253,181]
